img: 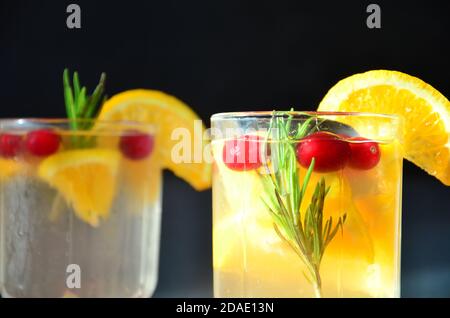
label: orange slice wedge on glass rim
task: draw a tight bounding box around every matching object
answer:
[318,70,450,185]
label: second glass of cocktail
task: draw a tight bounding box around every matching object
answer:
[0,119,161,297]
[0,67,212,298]
[211,111,403,297]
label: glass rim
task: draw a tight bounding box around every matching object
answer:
[0,118,155,134]
[211,111,400,121]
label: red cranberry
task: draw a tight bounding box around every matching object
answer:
[25,129,60,157]
[296,132,350,172]
[0,134,23,158]
[348,137,381,170]
[222,135,266,171]
[120,131,154,160]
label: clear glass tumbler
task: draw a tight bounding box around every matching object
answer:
[211,111,403,297]
[0,119,162,297]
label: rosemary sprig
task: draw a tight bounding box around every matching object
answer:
[62,68,107,145]
[259,110,346,298]
[63,69,106,127]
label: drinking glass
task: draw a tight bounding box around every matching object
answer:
[0,119,161,297]
[211,111,403,297]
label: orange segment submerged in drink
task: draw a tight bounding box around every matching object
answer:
[0,158,22,181]
[38,149,120,227]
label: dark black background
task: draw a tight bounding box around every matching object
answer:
[0,0,449,297]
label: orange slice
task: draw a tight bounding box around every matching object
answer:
[38,149,120,227]
[318,70,450,185]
